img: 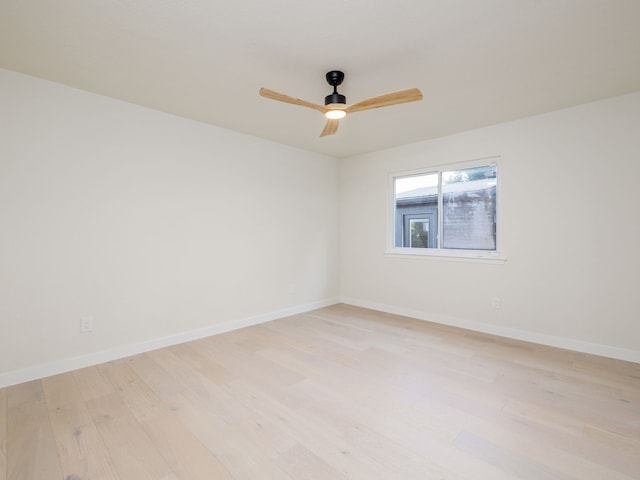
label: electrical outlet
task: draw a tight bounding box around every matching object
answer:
[81,316,93,333]
[492,297,502,309]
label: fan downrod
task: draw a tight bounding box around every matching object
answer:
[325,70,346,106]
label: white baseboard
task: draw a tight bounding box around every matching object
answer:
[0,297,340,388]
[340,296,640,364]
[5,295,636,388]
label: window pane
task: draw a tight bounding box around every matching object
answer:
[394,173,438,248]
[442,165,497,250]
[409,218,430,247]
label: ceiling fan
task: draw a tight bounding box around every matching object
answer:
[259,71,423,137]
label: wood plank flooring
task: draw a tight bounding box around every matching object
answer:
[1,304,639,479]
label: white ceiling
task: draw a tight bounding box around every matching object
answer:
[1,0,639,158]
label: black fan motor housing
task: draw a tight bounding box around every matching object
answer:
[325,70,346,105]
[325,92,346,105]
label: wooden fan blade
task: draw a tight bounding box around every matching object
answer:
[259,88,328,114]
[346,88,423,114]
[320,118,340,137]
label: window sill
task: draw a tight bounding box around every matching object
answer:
[384,248,507,264]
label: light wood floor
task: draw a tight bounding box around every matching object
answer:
[2,304,639,479]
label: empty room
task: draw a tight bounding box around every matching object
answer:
[1,1,639,479]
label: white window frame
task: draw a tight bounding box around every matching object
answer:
[386,156,506,263]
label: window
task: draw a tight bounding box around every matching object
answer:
[388,158,501,260]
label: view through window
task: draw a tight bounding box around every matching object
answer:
[391,162,498,255]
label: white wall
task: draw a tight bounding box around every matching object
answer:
[0,68,339,385]
[339,92,640,362]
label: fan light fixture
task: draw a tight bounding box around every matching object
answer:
[259,70,423,137]
[325,109,346,120]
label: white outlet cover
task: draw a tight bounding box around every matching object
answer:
[81,316,93,332]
